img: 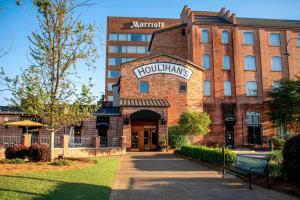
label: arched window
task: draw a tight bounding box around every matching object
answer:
[140,81,149,93]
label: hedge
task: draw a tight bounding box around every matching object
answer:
[29,143,50,162]
[179,145,237,166]
[5,144,29,159]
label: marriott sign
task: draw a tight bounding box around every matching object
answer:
[130,21,165,29]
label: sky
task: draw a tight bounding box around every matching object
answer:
[0,0,300,105]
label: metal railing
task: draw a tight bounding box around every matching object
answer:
[0,134,22,148]
[31,136,50,145]
[69,136,95,148]
[102,136,125,147]
[54,135,63,148]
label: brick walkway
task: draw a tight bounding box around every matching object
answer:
[109,152,297,200]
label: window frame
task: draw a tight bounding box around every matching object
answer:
[204,80,211,96]
[269,33,281,46]
[222,31,229,44]
[243,32,254,45]
[140,81,149,93]
[244,55,256,71]
[179,82,187,93]
[201,29,209,43]
[271,56,283,72]
[223,55,230,70]
[203,54,210,69]
[246,81,258,96]
[224,80,232,96]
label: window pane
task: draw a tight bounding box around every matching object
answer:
[146,34,152,41]
[140,81,149,93]
[109,46,117,53]
[244,56,256,70]
[246,81,257,96]
[272,82,280,89]
[127,46,136,53]
[243,32,254,45]
[202,30,209,43]
[118,34,128,41]
[203,54,210,69]
[179,82,187,93]
[223,55,230,70]
[108,70,120,78]
[137,46,147,54]
[109,33,118,41]
[130,34,143,41]
[224,81,231,96]
[272,56,282,71]
[269,33,280,46]
[222,31,229,43]
[204,80,211,96]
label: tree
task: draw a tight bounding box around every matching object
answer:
[179,111,211,142]
[267,77,300,135]
[0,0,98,159]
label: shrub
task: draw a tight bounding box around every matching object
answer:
[5,144,29,159]
[0,158,25,164]
[282,134,300,182]
[180,145,237,166]
[271,137,286,149]
[266,150,282,162]
[50,159,71,166]
[29,143,50,162]
[267,161,282,178]
[169,126,189,149]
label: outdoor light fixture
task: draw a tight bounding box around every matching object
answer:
[123,113,129,125]
[161,111,166,125]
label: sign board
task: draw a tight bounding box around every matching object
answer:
[130,21,164,29]
[134,62,193,80]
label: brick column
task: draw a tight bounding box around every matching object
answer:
[22,134,32,147]
[62,134,69,157]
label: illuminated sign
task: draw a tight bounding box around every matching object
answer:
[130,21,165,29]
[134,62,193,80]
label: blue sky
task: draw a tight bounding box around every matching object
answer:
[0,0,300,105]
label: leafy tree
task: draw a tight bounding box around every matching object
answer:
[0,0,98,159]
[179,111,211,142]
[267,77,300,135]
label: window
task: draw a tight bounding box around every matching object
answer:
[243,32,254,45]
[222,31,229,44]
[224,81,231,96]
[107,83,114,91]
[244,56,256,70]
[201,30,209,43]
[246,81,258,96]
[127,46,136,53]
[246,112,261,125]
[204,80,211,96]
[272,82,280,89]
[203,54,210,69]
[118,34,128,41]
[269,33,281,46]
[137,46,147,54]
[130,34,143,42]
[108,58,136,66]
[223,55,230,70]
[109,33,118,41]
[179,82,187,93]
[298,34,300,47]
[107,96,113,101]
[140,81,149,93]
[109,33,151,42]
[271,56,282,71]
[108,70,120,78]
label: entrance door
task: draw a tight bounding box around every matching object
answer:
[144,128,158,151]
[225,124,234,148]
[248,126,262,144]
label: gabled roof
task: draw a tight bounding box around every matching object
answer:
[120,98,170,107]
[120,53,205,71]
[0,106,24,114]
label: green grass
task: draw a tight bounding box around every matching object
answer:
[0,156,120,200]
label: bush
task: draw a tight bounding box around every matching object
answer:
[179,145,237,166]
[50,159,71,166]
[266,150,282,162]
[272,137,286,149]
[169,126,189,149]
[0,158,25,164]
[5,144,29,159]
[267,161,282,178]
[29,144,50,162]
[282,134,300,182]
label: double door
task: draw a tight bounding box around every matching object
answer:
[131,125,158,151]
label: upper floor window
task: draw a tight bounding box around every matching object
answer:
[108,70,120,78]
[224,80,232,96]
[244,56,256,71]
[204,80,211,96]
[271,56,282,71]
[107,96,114,101]
[222,31,229,44]
[140,81,149,93]
[108,57,136,66]
[109,33,151,42]
[269,33,281,46]
[243,32,254,45]
[246,81,258,96]
[223,55,230,70]
[201,30,209,43]
[203,54,210,69]
[179,82,187,93]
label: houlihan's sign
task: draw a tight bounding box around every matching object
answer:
[130,21,165,29]
[134,63,193,80]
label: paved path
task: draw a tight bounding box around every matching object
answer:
[110,152,297,200]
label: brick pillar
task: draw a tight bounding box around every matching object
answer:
[95,136,100,156]
[22,134,31,147]
[62,134,69,157]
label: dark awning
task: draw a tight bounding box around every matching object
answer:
[96,122,109,129]
[120,99,170,107]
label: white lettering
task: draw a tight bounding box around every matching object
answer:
[129,21,165,29]
[134,63,193,80]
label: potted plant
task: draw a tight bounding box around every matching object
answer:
[159,139,167,152]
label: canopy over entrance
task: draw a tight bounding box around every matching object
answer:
[130,109,161,121]
[5,120,44,127]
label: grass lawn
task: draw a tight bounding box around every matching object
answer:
[0,156,119,200]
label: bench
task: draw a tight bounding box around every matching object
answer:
[230,155,270,189]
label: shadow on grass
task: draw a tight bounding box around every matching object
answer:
[1,175,111,200]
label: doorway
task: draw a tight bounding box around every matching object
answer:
[144,127,158,151]
[225,123,234,148]
[248,126,262,144]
